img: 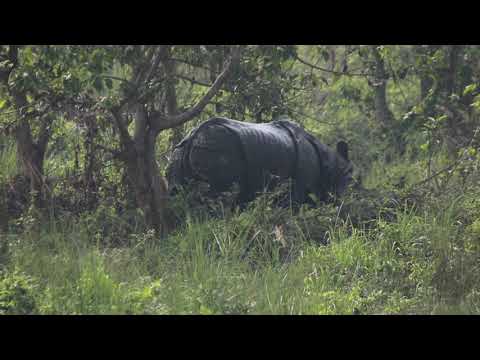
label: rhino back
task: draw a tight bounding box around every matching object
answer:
[217,119,296,182]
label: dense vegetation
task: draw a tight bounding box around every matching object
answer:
[1,45,480,314]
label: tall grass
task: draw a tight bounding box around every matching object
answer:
[0,138,18,181]
[2,158,480,314]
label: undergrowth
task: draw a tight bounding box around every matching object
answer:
[2,152,480,314]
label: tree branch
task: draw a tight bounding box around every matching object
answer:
[164,47,178,117]
[287,107,335,126]
[110,107,132,145]
[293,53,372,77]
[171,57,212,72]
[176,73,212,88]
[133,103,148,145]
[37,114,54,153]
[144,45,168,85]
[114,46,168,113]
[132,46,154,87]
[151,45,241,131]
[411,127,480,189]
[95,143,123,159]
[100,75,131,84]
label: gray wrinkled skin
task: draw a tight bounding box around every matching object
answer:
[166,117,353,205]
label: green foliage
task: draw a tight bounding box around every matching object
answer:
[0,270,38,314]
[3,175,480,314]
[0,137,18,181]
[2,45,480,314]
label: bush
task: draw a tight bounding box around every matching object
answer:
[0,270,38,315]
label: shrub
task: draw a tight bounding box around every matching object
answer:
[0,270,38,315]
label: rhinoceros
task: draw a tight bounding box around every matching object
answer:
[166,117,353,206]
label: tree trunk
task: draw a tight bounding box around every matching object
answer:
[416,45,467,156]
[369,46,404,160]
[417,45,440,103]
[444,45,467,152]
[14,117,48,210]
[445,45,463,96]
[421,77,433,102]
[370,46,395,130]
[2,46,52,214]
[83,115,98,210]
[165,49,184,148]
[119,105,170,236]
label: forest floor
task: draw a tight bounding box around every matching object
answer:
[2,157,480,315]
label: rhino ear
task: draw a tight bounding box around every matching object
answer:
[336,141,349,161]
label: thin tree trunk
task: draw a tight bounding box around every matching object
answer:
[83,115,98,210]
[416,45,466,157]
[14,111,49,210]
[165,49,183,147]
[445,45,462,96]
[370,46,395,130]
[417,45,440,104]
[369,46,405,160]
[444,45,466,153]
[146,131,170,235]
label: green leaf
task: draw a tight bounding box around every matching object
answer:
[471,99,480,111]
[420,142,430,152]
[437,114,448,122]
[199,305,214,315]
[463,84,477,96]
[0,99,6,109]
